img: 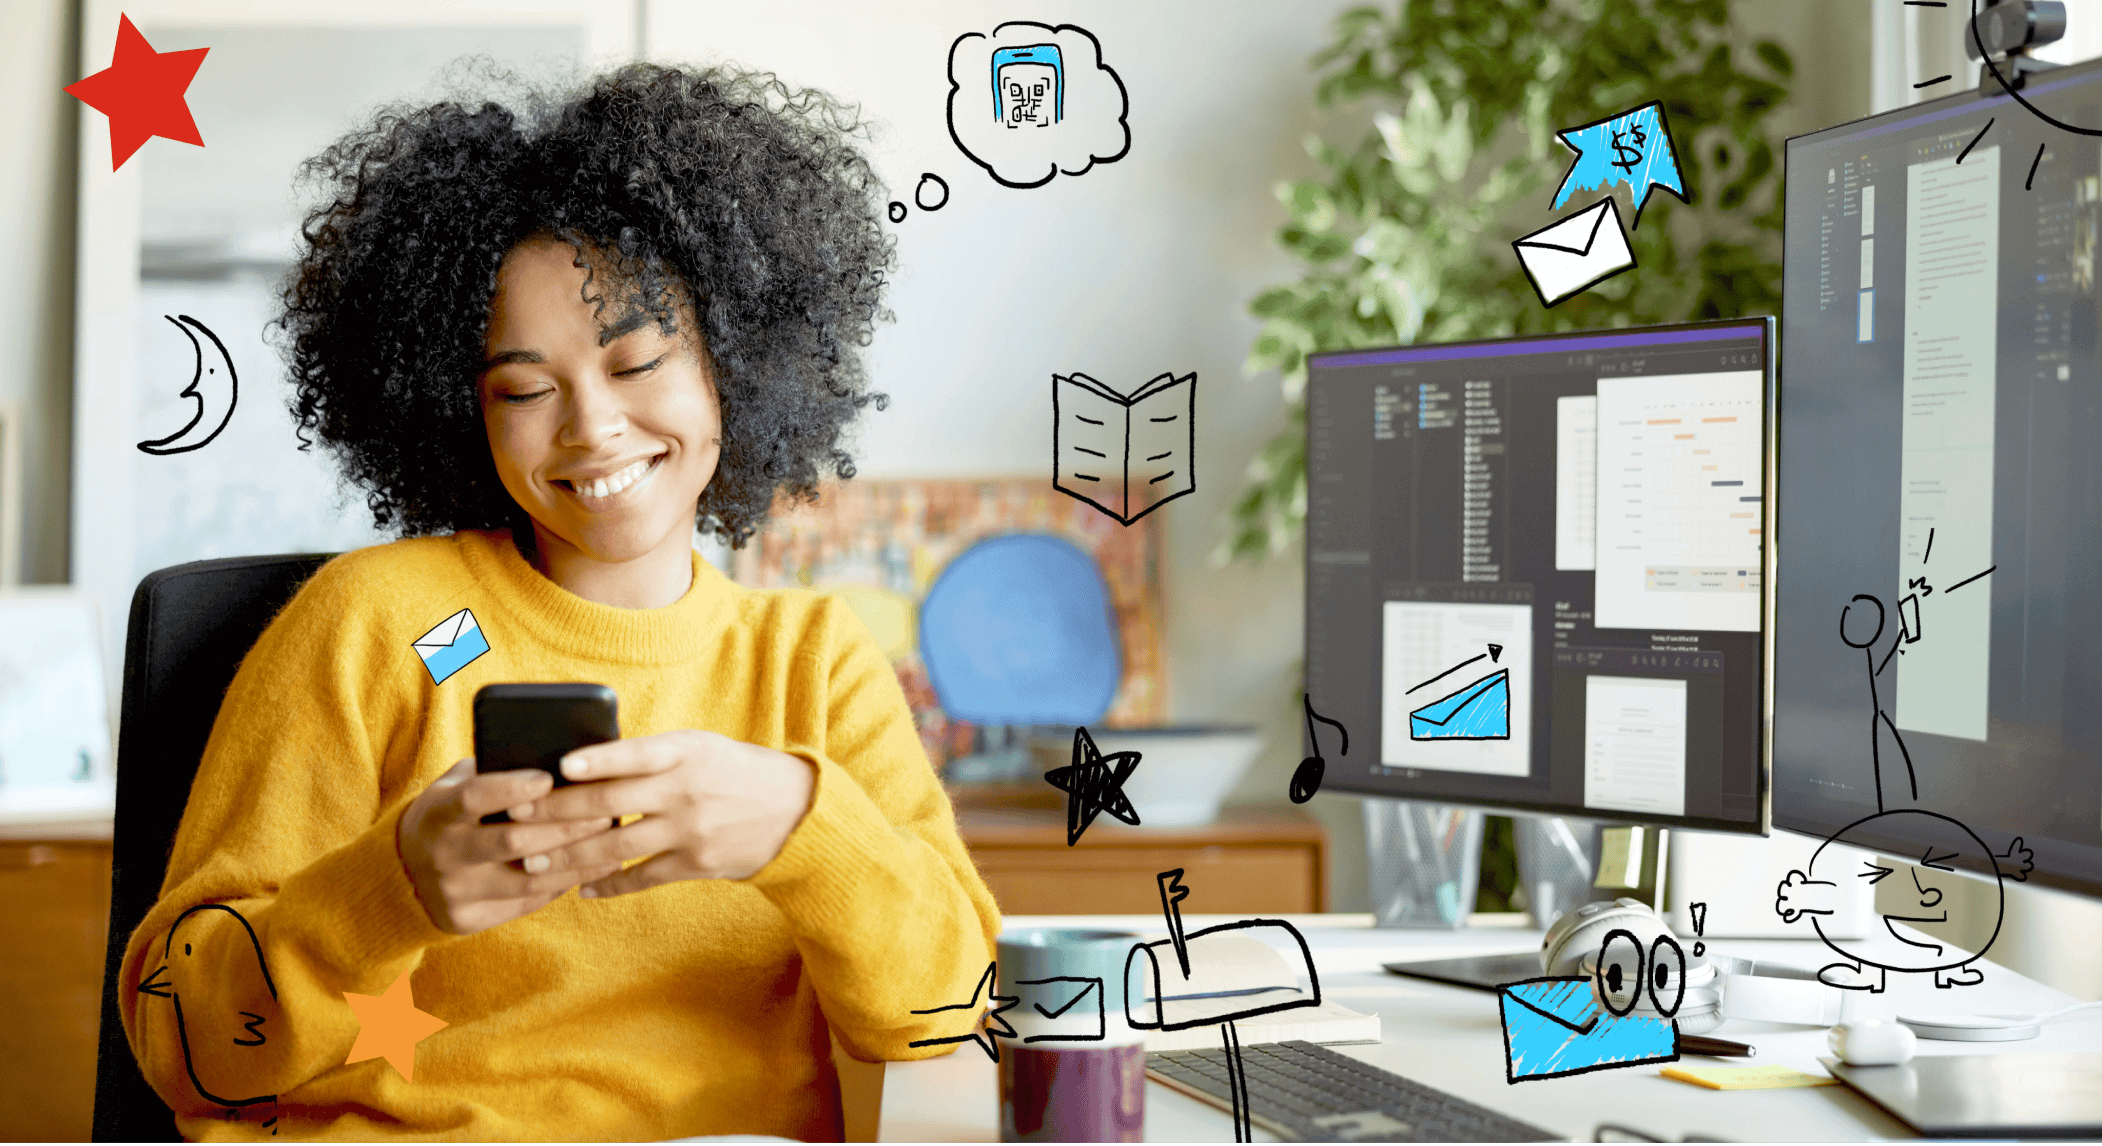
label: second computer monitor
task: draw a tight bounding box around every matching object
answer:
[1304,319,1772,833]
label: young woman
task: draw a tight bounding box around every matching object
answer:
[118,64,999,1141]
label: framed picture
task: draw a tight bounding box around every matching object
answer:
[733,478,1167,768]
[70,0,638,704]
[0,593,114,823]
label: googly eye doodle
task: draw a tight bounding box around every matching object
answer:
[1647,933,1687,1019]
[1596,927,1644,1017]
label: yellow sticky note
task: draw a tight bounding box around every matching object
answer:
[1660,1064,1838,1090]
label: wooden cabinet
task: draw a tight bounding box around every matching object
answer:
[0,830,112,1142]
[958,807,1328,916]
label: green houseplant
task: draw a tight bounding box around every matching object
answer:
[1224,0,1793,562]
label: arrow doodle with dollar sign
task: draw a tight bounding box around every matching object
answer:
[1552,101,1686,227]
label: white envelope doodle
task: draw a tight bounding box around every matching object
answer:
[412,607,489,686]
[1513,197,1635,307]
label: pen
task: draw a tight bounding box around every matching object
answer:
[1679,1035,1756,1058]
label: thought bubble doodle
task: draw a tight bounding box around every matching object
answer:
[1551,101,1688,228]
[947,22,1129,190]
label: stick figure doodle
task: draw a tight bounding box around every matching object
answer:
[1774,563,2032,993]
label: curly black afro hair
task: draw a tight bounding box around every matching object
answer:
[278,63,893,548]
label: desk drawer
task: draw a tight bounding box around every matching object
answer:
[972,845,1318,915]
[0,840,112,1141]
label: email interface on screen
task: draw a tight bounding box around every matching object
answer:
[1776,62,2102,895]
[1305,321,1770,832]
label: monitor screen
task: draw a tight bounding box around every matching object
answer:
[1776,57,2102,898]
[1304,319,1772,834]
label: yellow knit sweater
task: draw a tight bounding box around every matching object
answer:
[118,530,1001,1141]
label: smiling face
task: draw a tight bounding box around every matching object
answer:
[479,237,721,600]
[1812,809,2003,971]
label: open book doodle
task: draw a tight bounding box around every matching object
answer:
[1053,371,1196,525]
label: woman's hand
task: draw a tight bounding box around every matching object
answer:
[507,729,817,897]
[397,760,626,935]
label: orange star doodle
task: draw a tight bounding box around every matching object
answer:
[342,970,448,1082]
[63,13,209,170]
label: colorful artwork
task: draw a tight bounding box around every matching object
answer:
[732,479,1164,766]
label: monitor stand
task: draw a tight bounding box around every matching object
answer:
[1594,823,1669,911]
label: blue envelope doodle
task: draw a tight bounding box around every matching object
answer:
[1410,669,1511,741]
[1498,976,1676,1083]
[413,607,489,686]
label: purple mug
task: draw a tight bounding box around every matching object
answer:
[996,929,1146,1142]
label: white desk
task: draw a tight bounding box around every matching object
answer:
[878,913,2102,1142]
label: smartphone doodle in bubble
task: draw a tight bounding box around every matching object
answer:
[992,44,1062,129]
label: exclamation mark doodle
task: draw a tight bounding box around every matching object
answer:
[1689,901,1707,958]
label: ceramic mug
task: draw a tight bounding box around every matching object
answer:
[996,929,1146,1143]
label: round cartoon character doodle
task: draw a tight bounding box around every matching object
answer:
[1777,809,2032,992]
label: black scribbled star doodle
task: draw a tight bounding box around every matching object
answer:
[1043,725,1142,845]
[907,962,1020,1062]
[138,903,282,1132]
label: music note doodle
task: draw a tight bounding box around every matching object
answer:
[1291,694,1348,804]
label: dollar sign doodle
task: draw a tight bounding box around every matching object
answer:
[1610,122,1647,173]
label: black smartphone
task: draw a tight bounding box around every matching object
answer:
[473,683,620,825]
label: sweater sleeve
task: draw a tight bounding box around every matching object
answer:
[118,555,457,1123]
[746,597,1003,1062]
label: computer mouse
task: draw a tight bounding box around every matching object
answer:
[1828,1018,1916,1066]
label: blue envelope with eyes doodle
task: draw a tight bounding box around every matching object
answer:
[1498,976,1677,1083]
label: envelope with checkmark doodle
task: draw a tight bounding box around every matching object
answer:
[997,930,1144,1050]
[1014,976,1106,1043]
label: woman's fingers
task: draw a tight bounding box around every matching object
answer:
[559,729,708,783]
[579,850,690,900]
[455,767,556,821]
[541,815,680,873]
[460,813,614,866]
[519,772,678,824]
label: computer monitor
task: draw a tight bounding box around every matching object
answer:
[1775,55,2102,899]
[1303,319,1773,834]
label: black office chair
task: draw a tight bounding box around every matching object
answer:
[92,553,335,1142]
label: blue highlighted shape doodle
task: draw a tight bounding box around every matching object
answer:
[1551,101,1688,226]
[1499,976,1677,1083]
[1409,669,1510,741]
[992,44,1062,128]
[411,607,489,687]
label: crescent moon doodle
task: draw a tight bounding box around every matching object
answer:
[137,313,237,455]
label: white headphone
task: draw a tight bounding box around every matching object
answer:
[1541,898,1845,1035]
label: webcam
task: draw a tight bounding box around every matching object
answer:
[1967,0,2068,90]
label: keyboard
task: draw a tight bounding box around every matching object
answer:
[1147,1040,1560,1142]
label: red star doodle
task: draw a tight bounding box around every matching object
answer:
[906,962,1020,1062]
[64,14,209,171]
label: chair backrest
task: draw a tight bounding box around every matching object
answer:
[92,554,334,1142]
